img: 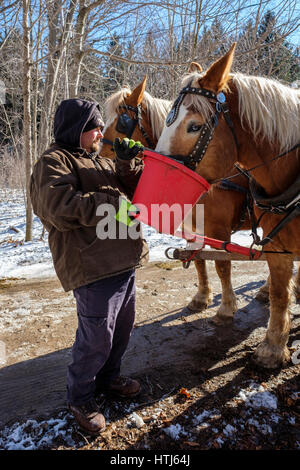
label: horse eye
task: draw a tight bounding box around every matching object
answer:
[187,123,202,133]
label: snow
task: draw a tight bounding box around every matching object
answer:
[222,424,237,437]
[236,382,278,410]
[0,189,55,279]
[0,188,261,280]
[0,414,76,450]
[129,412,145,429]
[247,419,272,435]
[192,409,220,425]
[163,423,188,440]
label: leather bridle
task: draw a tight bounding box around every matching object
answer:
[165,83,239,171]
[101,104,155,149]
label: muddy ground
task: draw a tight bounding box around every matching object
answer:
[0,259,299,451]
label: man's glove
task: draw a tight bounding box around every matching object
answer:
[113,137,144,161]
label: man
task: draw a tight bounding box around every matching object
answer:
[30,98,148,435]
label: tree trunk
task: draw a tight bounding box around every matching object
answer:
[69,0,105,98]
[69,0,87,98]
[38,0,78,154]
[22,0,33,241]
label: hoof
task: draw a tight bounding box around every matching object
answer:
[255,289,270,304]
[187,292,212,312]
[252,341,290,369]
[218,301,237,316]
[211,313,233,326]
[255,285,270,304]
[187,299,209,312]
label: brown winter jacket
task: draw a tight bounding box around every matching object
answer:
[30,99,149,291]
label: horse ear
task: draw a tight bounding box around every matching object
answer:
[188,62,203,73]
[199,43,236,92]
[126,76,147,106]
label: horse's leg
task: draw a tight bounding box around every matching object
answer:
[293,263,300,302]
[211,260,237,324]
[255,275,270,303]
[254,266,298,304]
[253,253,293,368]
[188,260,212,311]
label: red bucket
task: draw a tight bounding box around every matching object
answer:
[131,150,210,234]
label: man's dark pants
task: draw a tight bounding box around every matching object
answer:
[67,269,136,405]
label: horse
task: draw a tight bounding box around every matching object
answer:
[100,77,277,323]
[156,43,300,368]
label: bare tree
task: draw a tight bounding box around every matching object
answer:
[0,0,299,195]
[22,0,33,241]
[37,0,78,154]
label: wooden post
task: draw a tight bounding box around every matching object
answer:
[169,248,300,262]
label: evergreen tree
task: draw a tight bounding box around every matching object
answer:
[257,10,300,81]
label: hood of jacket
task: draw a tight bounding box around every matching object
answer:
[53,99,102,148]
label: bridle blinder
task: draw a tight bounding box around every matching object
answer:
[101,103,155,149]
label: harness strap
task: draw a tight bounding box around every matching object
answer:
[221,143,300,186]
[179,85,218,100]
[246,192,262,245]
[216,179,248,193]
[220,102,239,153]
[254,202,300,248]
[187,117,218,170]
[244,180,300,250]
[136,105,155,148]
[249,176,300,215]
[233,163,251,180]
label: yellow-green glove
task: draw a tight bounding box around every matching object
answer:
[113,137,144,160]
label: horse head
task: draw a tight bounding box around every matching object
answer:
[101,77,171,158]
[156,44,238,183]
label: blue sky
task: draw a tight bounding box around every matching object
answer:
[89,0,299,52]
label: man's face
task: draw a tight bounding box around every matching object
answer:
[81,127,103,153]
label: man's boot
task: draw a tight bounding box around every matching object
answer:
[69,397,106,435]
[97,376,141,398]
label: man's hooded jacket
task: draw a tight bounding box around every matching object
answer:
[30,99,148,291]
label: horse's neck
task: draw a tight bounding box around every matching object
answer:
[239,139,300,197]
[229,78,300,196]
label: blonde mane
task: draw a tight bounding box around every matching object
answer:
[104,86,131,127]
[104,86,172,140]
[233,73,300,152]
[142,92,172,140]
[181,71,300,152]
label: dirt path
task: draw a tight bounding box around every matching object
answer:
[0,260,299,449]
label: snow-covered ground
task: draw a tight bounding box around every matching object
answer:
[0,188,259,280]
